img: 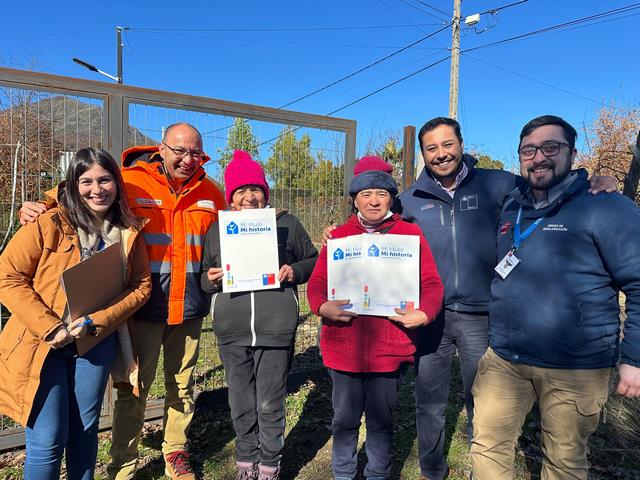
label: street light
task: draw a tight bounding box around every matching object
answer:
[72,57,119,83]
[72,26,126,83]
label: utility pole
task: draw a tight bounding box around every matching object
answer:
[116,26,124,84]
[448,0,461,119]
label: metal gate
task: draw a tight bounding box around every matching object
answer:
[0,66,356,450]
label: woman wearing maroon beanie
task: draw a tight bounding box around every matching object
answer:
[200,151,318,480]
[306,157,444,480]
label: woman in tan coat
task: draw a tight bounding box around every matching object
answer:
[0,147,151,480]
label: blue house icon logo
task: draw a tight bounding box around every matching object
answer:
[226,222,239,235]
[368,244,380,257]
[333,248,344,261]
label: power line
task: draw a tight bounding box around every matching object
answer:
[479,0,528,15]
[128,23,442,33]
[461,53,601,104]
[295,51,448,110]
[202,23,450,136]
[276,23,450,108]
[211,3,640,143]
[463,3,640,53]
[133,29,446,51]
[0,29,112,42]
[377,0,449,49]
[414,0,451,18]
[399,0,450,23]
[256,55,450,147]
[325,56,451,116]
[312,3,640,118]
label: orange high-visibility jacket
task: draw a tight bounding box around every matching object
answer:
[122,146,226,325]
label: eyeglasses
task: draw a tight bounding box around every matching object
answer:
[162,142,204,160]
[518,141,571,161]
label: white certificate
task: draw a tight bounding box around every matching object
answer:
[327,234,420,316]
[218,208,280,293]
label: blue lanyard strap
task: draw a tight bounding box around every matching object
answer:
[513,206,544,250]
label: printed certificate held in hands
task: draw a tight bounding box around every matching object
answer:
[327,233,420,316]
[218,208,280,293]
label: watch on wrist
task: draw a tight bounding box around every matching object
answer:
[84,315,97,336]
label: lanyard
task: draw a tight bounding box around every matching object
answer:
[513,206,544,250]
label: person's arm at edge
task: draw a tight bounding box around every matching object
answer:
[200,222,222,294]
[593,195,640,398]
[306,244,329,315]
[287,214,319,284]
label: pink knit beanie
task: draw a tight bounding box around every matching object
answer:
[224,150,269,204]
[353,155,393,176]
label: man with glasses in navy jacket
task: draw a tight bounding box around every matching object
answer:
[470,115,640,480]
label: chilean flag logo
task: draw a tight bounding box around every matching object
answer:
[500,222,512,236]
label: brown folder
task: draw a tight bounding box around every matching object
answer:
[61,242,124,322]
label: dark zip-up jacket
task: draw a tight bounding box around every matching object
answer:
[490,170,640,369]
[200,209,318,347]
[399,155,518,313]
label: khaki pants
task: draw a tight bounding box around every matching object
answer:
[107,318,202,480]
[470,347,610,480]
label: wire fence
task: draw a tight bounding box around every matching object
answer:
[0,67,356,449]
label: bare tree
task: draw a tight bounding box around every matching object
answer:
[577,104,640,203]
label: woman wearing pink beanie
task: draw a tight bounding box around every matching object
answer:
[200,151,318,480]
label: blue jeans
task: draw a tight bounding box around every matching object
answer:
[25,333,117,480]
[329,367,405,480]
[414,309,489,480]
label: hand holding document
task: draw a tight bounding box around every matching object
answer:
[218,208,280,293]
[327,234,420,317]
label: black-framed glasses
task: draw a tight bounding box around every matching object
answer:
[518,141,571,161]
[162,142,204,160]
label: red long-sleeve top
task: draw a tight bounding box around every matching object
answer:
[307,213,444,373]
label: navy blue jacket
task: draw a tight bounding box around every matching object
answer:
[490,170,640,369]
[399,155,517,313]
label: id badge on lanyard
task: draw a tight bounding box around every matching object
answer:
[495,206,544,280]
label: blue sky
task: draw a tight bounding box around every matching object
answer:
[2,0,638,172]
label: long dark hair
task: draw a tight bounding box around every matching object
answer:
[59,147,142,234]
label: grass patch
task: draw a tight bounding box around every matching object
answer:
[2,354,639,479]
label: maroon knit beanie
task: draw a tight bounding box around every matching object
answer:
[353,155,393,176]
[224,150,269,205]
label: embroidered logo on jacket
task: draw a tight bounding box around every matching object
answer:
[543,224,568,232]
[197,200,215,209]
[460,194,478,211]
[136,198,162,206]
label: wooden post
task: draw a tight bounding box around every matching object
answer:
[402,125,416,191]
[623,130,640,201]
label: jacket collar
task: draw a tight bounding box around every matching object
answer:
[410,153,478,204]
[507,168,590,219]
[345,212,402,233]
